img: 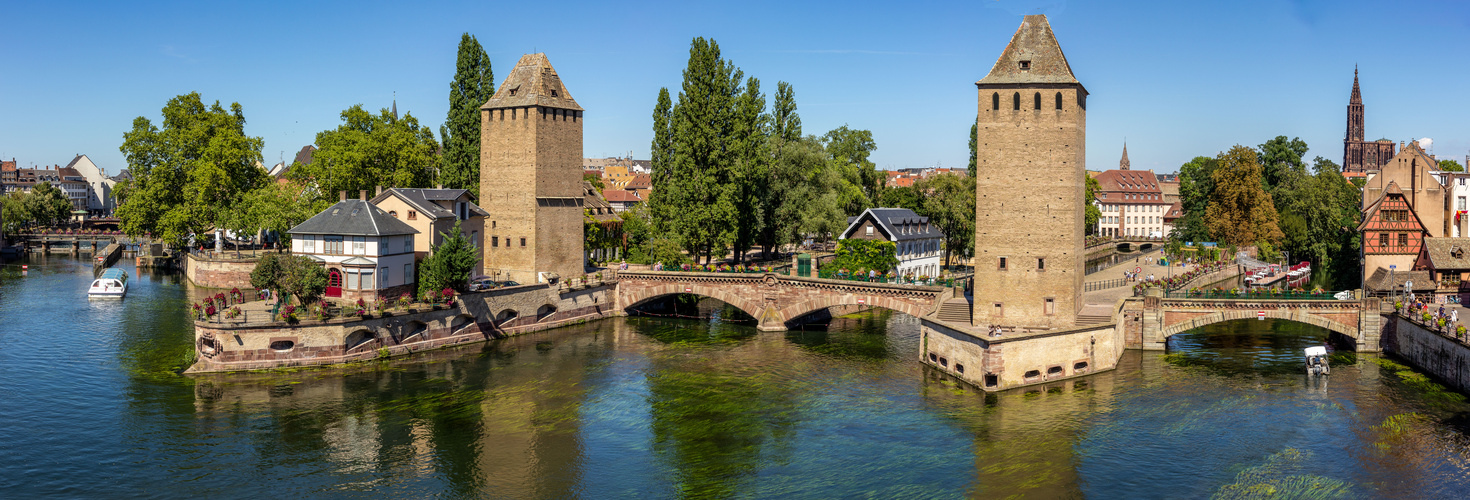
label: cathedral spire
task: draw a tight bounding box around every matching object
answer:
[1350,66,1362,105]
[1119,142,1130,170]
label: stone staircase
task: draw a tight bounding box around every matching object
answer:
[936,298,972,323]
[1077,313,1113,326]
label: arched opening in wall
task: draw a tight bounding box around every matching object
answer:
[1165,318,1356,364]
[991,92,999,110]
[1046,365,1064,378]
[984,374,998,388]
[449,315,475,334]
[536,304,558,321]
[1012,92,1020,110]
[270,340,295,352]
[626,294,757,325]
[1023,369,1042,382]
[1055,92,1063,110]
[1073,361,1090,374]
[404,321,429,340]
[1033,92,1041,110]
[345,329,373,351]
[495,309,520,326]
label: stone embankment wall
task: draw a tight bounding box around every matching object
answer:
[1383,315,1470,394]
[188,283,614,373]
[185,253,257,289]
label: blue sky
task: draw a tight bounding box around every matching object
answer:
[3,0,1469,177]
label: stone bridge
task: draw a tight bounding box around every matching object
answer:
[1086,237,1167,254]
[616,270,951,331]
[1128,293,1381,351]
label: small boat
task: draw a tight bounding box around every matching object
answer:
[89,268,129,298]
[1305,346,1330,376]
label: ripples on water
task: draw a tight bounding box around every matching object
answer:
[2,256,1470,498]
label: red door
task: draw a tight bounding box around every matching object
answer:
[327,269,342,298]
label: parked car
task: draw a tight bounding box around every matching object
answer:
[468,278,497,292]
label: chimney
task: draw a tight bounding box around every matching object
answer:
[339,191,347,201]
[436,183,443,189]
[376,185,383,196]
[359,190,368,200]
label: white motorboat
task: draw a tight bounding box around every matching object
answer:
[1305,346,1330,376]
[88,268,128,298]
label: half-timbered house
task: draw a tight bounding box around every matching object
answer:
[1361,181,1429,293]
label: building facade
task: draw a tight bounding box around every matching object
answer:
[480,53,586,284]
[972,15,1087,329]
[288,197,419,303]
[1092,145,1172,238]
[840,208,945,278]
[65,155,115,214]
[370,187,488,277]
[1343,68,1397,176]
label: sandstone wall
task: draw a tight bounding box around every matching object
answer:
[921,318,1121,391]
[1385,315,1470,393]
[185,253,256,289]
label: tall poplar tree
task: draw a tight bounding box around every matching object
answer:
[667,37,742,263]
[729,77,769,263]
[440,33,494,191]
[757,81,804,259]
[967,118,978,178]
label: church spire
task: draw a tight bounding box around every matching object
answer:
[1350,66,1362,105]
[1119,143,1130,170]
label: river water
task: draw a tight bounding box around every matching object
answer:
[3,255,1470,498]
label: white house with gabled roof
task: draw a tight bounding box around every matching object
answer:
[288,196,419,303]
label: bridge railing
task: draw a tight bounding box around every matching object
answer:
[815,270,969,289]
[1162,290,1351,301]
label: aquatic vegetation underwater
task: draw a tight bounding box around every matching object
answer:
[1211,448,1354,499]
[1373,358,1467,405]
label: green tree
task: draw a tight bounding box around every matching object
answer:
[1441,159,1465,172]
[877,185,923,212]
[823,125,879,216]
[826,238,898,274]
[1084,175,1101,235]
[440,33,494,191]
[967,117,978,178]
[221,182,329,249]
[116,92,267,246]
[1257,135,1309,191]
[1176,155,1219,242]
[1206,146,1282,246]
[289,105,439,200]
[656,37,743,264]
[729,77,770,263]
[26,182,72,227]
[250,252,284,291]
[584,172,605,193]
[277,255,327,305]
[1,192,31,233]
[419,220,481,293]
[915,174,975,267]
[756,81,806,259]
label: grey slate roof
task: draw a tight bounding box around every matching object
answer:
[1364,267,1434,292]
[480,53,584,111]
[841,208,943,242]
[288,199,418,236]
[976,15,1084,89]
[369,188,490,220]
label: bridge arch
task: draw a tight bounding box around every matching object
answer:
[776,295,930,327]
[1161,309,1358,340]
[620,283,768,323]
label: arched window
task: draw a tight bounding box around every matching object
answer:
[1012,92,1020,110]
[1055,92,1063,110]
[1034,92,1041,110]
[992,92,999,110]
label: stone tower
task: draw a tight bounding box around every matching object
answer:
[972,15,1087,329]
[480,53,585,284]
[1119,143,1130,170]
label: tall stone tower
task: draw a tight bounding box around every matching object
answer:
[480,53,585,284]
[972,15,1087,329]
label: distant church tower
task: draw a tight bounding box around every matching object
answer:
[1119,143,1130,170]
[1343,68,1396,174]
[480,53,585,284]
[972,15,1087,329]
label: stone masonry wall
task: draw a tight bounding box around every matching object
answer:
[1387,316,1470,394]
[921,318,1121,392]
[185,253,256,289]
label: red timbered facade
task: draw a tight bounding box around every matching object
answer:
[1360,182,1428,287]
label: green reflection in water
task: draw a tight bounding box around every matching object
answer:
[1372,358,1467,406]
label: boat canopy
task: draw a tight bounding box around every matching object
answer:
[99,268,128,283]
[1304,346,1328,357]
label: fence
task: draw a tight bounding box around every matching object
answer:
[1162,290,1350,301]
[1084,278,1127,292]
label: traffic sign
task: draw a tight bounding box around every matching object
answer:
[1258,311,1266,320]
[1134,267,1142,273]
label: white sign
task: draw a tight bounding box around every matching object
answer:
[1258,311,1266,320]
[684,287,692,292]
[857,299,866,304]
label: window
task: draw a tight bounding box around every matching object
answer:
[408,211,417,220]
[1033,92,1041,110]
[389,210,397,218]
[992,92,999,110]
[993,303,1003,317]
[1044,298,1055,315]
[492,236,498,247]
[520,237,527,247]
[1459,196,1465,211]
[347,271,360,290]
[866,225,874,236]
[1055,92,1063,110]
[361,271,374,290]
[1399,233,1409,247]
[1018,60,1030,70]
[325,236,344,254]
[1038,257,1045,271]
[302,235,315,253]
[405,263,414,283]
[999,256,1008,270]
[1012,92,1020,110]
[380,267,389,286]
[404,235,413,253]
[351,236,366,255]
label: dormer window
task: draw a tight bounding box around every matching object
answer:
[551,90,558,97]
[508,87,518,97]
[1019,60,1031,71]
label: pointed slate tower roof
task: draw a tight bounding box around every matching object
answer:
[481,53,583,111]
[976,15,1083,88]
[1119,143,1131,170]
[1350,66,1362,104]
